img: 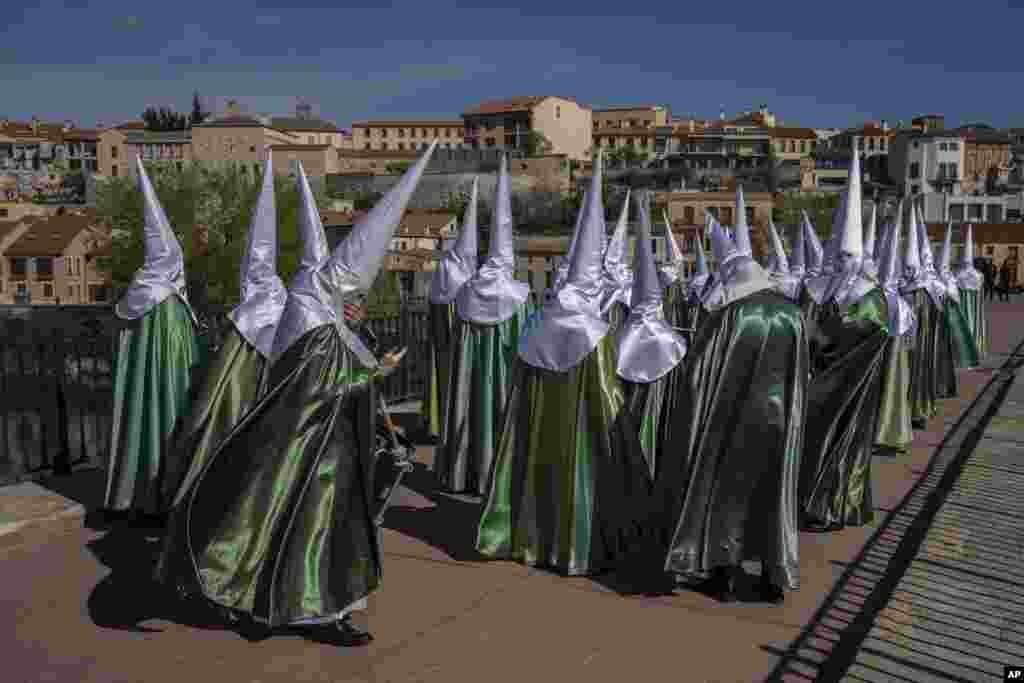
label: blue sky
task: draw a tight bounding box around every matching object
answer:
[2,0,1022,130]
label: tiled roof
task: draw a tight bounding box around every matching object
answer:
[339,149,421,159]
[464,96,583,115]
[271,116,342,132]
[592,105,666,113]
[4,214,95,256]
[196,113,273,128]
[352,120,464,128]
[397,211,456,236]
[769,127,819,140]
[593,127,658,136]
[269,144,331,151]
[957,128,1013,145]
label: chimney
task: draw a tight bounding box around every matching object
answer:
[225,99,240,115]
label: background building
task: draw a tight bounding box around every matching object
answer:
[462,96,592,161]
[350,120,467,152]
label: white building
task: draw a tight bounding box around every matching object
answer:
[887,129,965,198]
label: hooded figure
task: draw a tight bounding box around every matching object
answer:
[154,144,436,646]
[658,211,685,289]
[438,155,533,495]
[803,211,824,278]
[618,193,687,476]
[600,188,633,331]
[158,151,288,512]
[104,157,201,517]
[656,201,807,605]
[872,216,916,455]
[766,221,801,301]
[422,178,479,440]
[551,190,587,293]
[900,200,941,427]
[916,207,958,400]
[955,224,989,356]
[938,221,980,370]
[861,202,879,280]
[677,217,711,333]
[478,152,652,576]
[799,146,892,532]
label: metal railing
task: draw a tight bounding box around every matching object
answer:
[0,303,431,484]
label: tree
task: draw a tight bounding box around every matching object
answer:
[141,105,188,132]
[384,161,412,175]
[95,161,328,308]
[524,131,553,157]
[607,144,645,169]
[189,91,208,128]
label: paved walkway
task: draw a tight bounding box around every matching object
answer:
[3,300,1023,683]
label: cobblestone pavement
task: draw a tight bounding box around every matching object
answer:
[3,300,1023,683]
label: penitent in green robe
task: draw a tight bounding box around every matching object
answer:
[874,336,913,454]
[159,327,270,512]
[435,303,531,496]
[105,296,201,515]
[944,298,980,370]
[154,324,382,627]
[422,302,455,440]
[476,335,652,576]
[800,289,889,530]
[659,291,807,590]
[958,289,989,358]
[906,290,940,425]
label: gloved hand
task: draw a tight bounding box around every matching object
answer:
[377,346,407,378]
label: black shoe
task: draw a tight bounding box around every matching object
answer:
[911,418,927,430]
[332,616,373,647]
[758,578,785,605]
[712,566,740,604]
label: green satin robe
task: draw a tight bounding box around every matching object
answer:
[422,302,455,439]
[435,303,531,495]
[934,298,959,400]
[154,324,381,627]
[874,337,913,454]
[906,290,940,425]
[944,298,980,370]
[800,289,889,530]
[659,291,807,590]
[105,296,201,514]
[959,289,989,358]
[624,374,670,479]
[476,335,652,576]
[159,327,269,512]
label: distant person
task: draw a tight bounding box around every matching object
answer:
[983,260,996,301]
[998,261,1011,301]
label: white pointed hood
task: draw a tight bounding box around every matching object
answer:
[552,188,587,293]
[767,220,800,301]
[878,213,916,337]
[599,188,634,310]
[658,210,684,288]
[956,224,983,290]
[272,142,436,365]
[912,201,946,306]
[938,221,960,303]
[519,151,610,372]
[115,157,194,322]
[733,185,753,256]
[901,200,924,290]
[456,154,530,324]
[803,211,824,277]
[616,191,686,383]
[701,213,776,312]
[862,201,879,279]
[687,218,711,303]
[429,177,479,303]
[789,219,806,279]
[228,151,287,358]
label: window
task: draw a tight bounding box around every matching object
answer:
[909,162,920,179]
[948,163,958,179]
[111,164,118,177]
[969,204,983,219]
[382,142,389,150]
[949,204,964,221]
[556,106,561,119]
[421,128,427,136]
[397,128,405,137]
[398,142,405,150]
[949,142,959,151]
[684,206,695,223]
[36,257,53,277]
[987,205,1003,222]
[16,282,26,295]
[939,143,947,151]
[485,137,496,147]
[66,257,72,275]
[911,185,919,194]
[67,285,73,298]
[89,284,108,302]
[10,257,26,277]
[913,141,919,149]
[720,207,733,224]
[868,138,875,151]
[111,145,118,159]
[43,283,53,298]
[0,208,6,218]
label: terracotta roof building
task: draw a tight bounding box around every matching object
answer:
[461,96,592,161]
[350,120,466,153]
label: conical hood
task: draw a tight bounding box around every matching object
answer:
[767,220,801,301]
[658,210,684,288]
[700,213,776,311]
[273,142,437,364]
[939,220,960,302]
[803,211,824,276]
[822,191,846,275]
[877,212,916,337]
[429,177,479,303]
[733,185,752,256]
[296,163,330,270]
[228,150,287,358]
[687,219,711,303]
[552,188,587,292]
[862,201,878,278]
[767,220,789,274]
[616,191,686,383]
[455,153,530,324]
[957,224,983,290]
[603,188,631,279]
[709,213,738,265]
[115,156,193,321]
[903,199,922,282]
[789,219,806,278]
[518,151,610,372]
[916,202,936,274]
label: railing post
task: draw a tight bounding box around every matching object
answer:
[53,329,72,476]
